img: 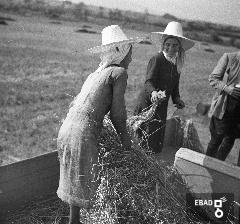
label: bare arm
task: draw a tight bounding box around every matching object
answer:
[110,68,132,150]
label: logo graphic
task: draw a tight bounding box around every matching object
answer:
[214,196,227,218]
[186,193,235,223]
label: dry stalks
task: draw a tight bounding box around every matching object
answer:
[5,104,205,224]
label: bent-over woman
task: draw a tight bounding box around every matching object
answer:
[57,25,140,224]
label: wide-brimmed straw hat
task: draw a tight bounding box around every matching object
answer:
[151,21,195,51]
[88,25,142,54]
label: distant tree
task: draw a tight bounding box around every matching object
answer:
[62,1,72,8]
[109,9,122,21]
[33,0,46,11]
[233,39,240,49]
[46,4,65,19]
[229,37,236,46]
[73,2,87,21]
[21,0,31,10]
[123,10,132,24]
[186,21,206,31]
[162,13,179,21]
[185,31,199,41]
[143,8,149,24]
[210,31,222,43]
[10,0,22,11]
[24,0,31,6]
[83,8,89,21]
[98,6,104,18]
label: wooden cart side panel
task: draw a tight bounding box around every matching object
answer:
[0,151,59,182]
[174,148,240,223]
[0,151,60,214]
[0,165,59,193]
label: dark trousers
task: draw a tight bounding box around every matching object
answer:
[206,113,239,161]
[206,131,235,161]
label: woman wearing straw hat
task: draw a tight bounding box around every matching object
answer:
[56,25,141,224]
[134,21,195,154]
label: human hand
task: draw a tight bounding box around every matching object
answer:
[151,90,166,103]
[151,91,159,103]
[231,87,240,100]
[224,85,234,95]
[224,85,240,99]
[175,99,185,109]
[157,90,166,100]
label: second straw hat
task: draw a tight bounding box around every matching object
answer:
[151,21,195,51]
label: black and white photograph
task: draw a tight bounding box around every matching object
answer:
[0,0,240,223]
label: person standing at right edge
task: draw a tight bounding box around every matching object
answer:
[134,21,195,154]
[206,52,240,161]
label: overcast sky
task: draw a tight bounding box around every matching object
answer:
[69,0,240,27]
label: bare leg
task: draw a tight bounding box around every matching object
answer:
[69,205,83,224]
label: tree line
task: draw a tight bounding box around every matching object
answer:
[1,0,240,48]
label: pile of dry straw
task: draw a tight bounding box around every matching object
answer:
[6,104,204,224]
[85,104,203,224]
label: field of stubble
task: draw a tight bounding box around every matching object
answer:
[0,12,239,165]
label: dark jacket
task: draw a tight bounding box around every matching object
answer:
[134,51,181,121]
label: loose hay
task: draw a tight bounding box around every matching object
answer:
[172,116,204,153]
[81,110,203,223]
[4,197,69,224]
[5,105,204,224]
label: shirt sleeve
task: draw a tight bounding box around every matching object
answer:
[145,56,159,96]
[209,53,229,91]
[171,76,180,104]
[109,68,132,149]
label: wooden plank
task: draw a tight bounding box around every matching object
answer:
[0,174,59,211]
[0,150,58,182]
[174,148,240,223]
[0,174,59,204]
[0,165,59,193]
[0,150,60,213]
[175,148,240,179]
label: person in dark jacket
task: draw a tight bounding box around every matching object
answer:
[206,51,240,161]
[134,21,195,154]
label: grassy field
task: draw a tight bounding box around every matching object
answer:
[0,12,239,165]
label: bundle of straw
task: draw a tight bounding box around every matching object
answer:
[83,105,202,224]
[172,116,204,153]
[182,119,204,153]
[6,104,204,224]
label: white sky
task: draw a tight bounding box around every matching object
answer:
[68,0,240,27]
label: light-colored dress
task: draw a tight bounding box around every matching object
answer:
[57,65,129,207]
